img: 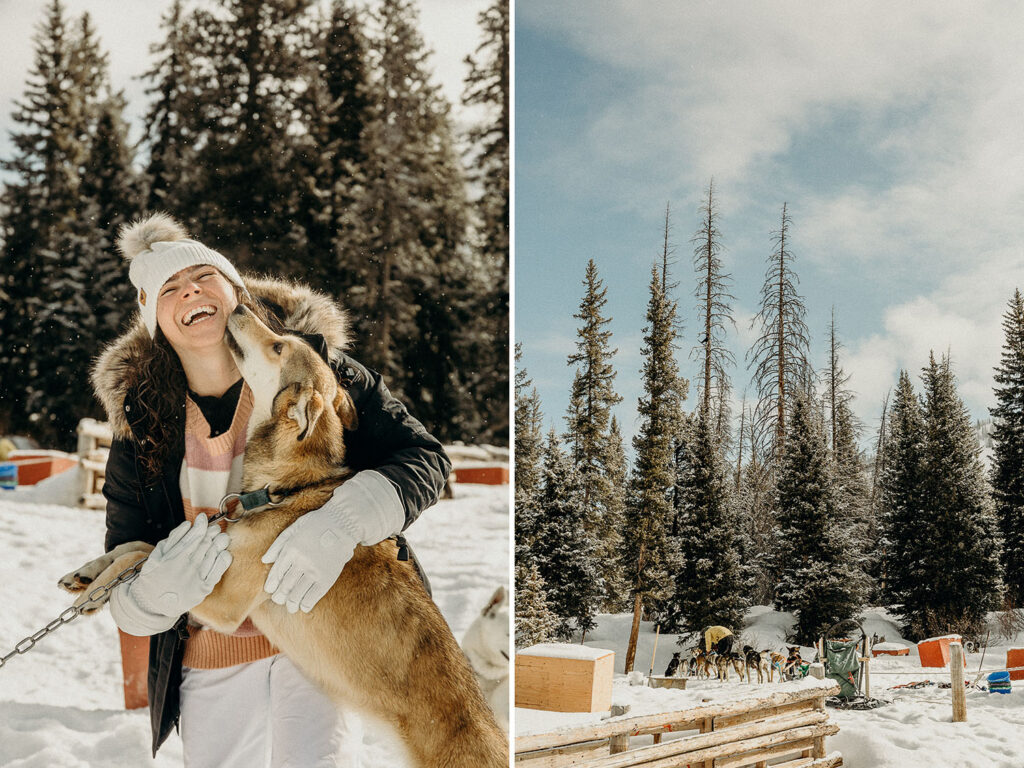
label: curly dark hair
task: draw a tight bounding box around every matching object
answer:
[132,291,285,481]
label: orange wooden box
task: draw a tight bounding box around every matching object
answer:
[453,466,509,485]
[10,453,77,485]
[515,644,614,713]
[1007,648,1024,681]
[872,647,909,657]
[917,635,963,668]
[119,630,149,710]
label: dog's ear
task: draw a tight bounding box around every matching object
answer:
[482,586,506,617]
[333,387,359,431]
[287,385,325,441]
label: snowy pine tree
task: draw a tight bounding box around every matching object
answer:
[991,289,1024,605]
[514,562,559,648]
[897,355,1003,640]
[514,345,545,578]
[565,259,623,609]
[774,392,866,643]
[460,0,509,442]
[602,416,630,609]
[879,371,927,609]
[622,266,685,670]
[669,412,747,637]
[0,1,135,446]
[533,429,604,639]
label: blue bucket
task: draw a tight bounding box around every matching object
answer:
[0,462,17,490]
[988,670,1011,694]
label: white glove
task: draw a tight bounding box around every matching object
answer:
[110,514,231,636]
[262,470,404,613]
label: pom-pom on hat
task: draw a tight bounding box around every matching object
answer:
[118,213,248,337]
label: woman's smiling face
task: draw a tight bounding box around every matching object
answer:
[155,264,239,355]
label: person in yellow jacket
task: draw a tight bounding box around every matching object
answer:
[704,625,735,655]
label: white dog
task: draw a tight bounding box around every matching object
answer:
[462,586,510,732]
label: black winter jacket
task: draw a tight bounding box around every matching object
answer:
[95,281,449,756]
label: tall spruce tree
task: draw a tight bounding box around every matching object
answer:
[670,412,747,637]
[565,259,623,607]
[180,0,311,271]
[461,0,509,442]
[879,371,927,609]
[533,429,604,639]
[0,2,132,446]
[602,416,629,609]
[622,266,685,670]
[747,203,810,463]
[774,392,866,643]
[514,344,546,582]
[292,0,372,287]
[141,0,199,214]
[900,354,1003,639]
[991,289,1024,605]
[823,312,874,591]
[347,0,474,439]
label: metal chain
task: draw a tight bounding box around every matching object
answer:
[2,498,240,671]
[0,560,146,670]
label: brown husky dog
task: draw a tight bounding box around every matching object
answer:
[61,304,507,768]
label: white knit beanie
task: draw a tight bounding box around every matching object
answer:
[118,214,248,337]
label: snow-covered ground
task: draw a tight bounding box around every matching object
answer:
[0,481,510,767]
[517,607,1024,768]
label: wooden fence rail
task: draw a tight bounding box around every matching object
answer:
[516,683,843,768]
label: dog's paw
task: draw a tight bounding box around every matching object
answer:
[58,570,94,593]
[73,586,111,614]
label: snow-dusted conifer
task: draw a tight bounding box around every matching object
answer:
[774,392,866,643]
[991,289,1024,605]
[899,354,1003,639]
[514,563,558,648]
[602,416,629,609]
[670,412,747,637]
[879,371,926,609]
[533,429,604,639]
[565,260,623,609]
[141,0,198,214]
[622,266,685,670]
[514,345,545,575]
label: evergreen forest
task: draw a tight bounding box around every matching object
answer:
[0,0,509,450]
[515,185,1023,662]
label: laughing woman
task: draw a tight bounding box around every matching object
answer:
[92,213,449,767]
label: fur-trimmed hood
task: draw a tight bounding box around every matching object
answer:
[93,275,350,439]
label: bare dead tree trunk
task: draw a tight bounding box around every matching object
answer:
[736,398,746,492]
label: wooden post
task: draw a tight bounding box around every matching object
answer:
[609,734,629,754]
[648,625,661,682]
[950,641,966,723]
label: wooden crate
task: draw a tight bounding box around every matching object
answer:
[516,644,614,713]
[1007,647,1024,681]
[918,635,963,668]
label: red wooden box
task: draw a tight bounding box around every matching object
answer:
[918,635,963,668]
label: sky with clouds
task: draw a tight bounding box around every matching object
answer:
[0,0,488,165]
[515,1,1024,453]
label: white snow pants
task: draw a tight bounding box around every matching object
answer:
[180,654,356,768]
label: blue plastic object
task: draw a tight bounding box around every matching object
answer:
[988,670,1011,694]
[0,462,17,490]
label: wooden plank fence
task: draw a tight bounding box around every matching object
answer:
[516,683,843,768]
[76,418,112,509]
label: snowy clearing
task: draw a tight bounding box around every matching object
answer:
[0,482,509,767]
[516,608,1024,768]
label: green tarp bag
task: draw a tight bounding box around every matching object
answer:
[825,638,861,698]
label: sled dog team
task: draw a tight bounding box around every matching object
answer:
[666,645,805,684]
